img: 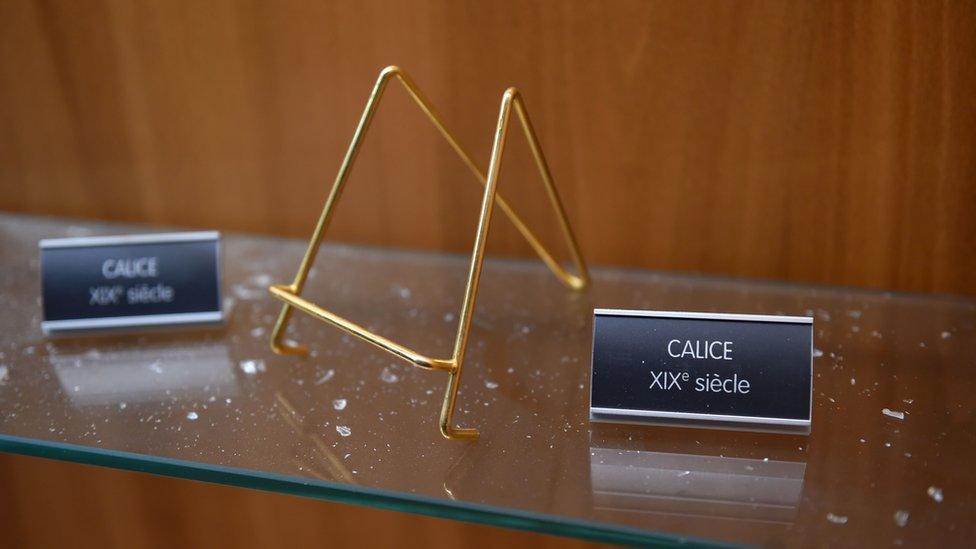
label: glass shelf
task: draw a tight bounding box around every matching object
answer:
[1,213,974,547]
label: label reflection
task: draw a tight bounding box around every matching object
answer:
[590,447,806,524]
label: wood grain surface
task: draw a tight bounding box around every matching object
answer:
[1,1,974,295]
[0,453,607,549]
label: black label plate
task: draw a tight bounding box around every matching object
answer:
[40,232,223,334]
[590,309,812,433]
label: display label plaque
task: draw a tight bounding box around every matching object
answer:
[590,309,812,433]
[40,232,223,334]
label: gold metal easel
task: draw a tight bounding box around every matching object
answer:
[269,65,588,440]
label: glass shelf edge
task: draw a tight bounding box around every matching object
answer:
[0,434,737,549]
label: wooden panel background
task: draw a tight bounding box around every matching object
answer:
[1,0,974,295]
[0,1,974,548]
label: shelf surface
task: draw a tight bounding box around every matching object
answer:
[1,213,974,547]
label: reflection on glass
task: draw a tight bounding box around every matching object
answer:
[590,447,806,524]
[274,391,356,483]
[50,342,236,407]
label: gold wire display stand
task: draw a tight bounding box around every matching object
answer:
[268,66,589,440]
